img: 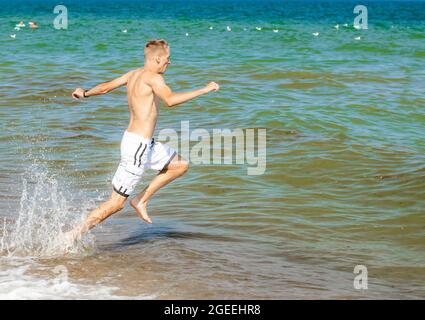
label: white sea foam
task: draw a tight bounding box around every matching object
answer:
[0,258,155,300]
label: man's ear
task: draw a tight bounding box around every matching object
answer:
[155,56,161,64]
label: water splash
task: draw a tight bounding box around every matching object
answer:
[0,163,96,257]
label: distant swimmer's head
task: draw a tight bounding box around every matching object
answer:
[144,39,170,74]
[29,21,39,29]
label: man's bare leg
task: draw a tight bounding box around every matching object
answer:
[130,155,188,223]
[65,191,127,241]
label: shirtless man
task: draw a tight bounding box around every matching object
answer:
[68,39,219,239]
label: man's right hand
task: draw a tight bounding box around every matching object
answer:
[72,88,86,100]
[203,82,219,93]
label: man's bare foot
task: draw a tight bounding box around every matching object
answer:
[130,198,152,224]
[63,229,80,245]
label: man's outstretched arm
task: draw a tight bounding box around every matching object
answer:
[72,70,134,100]
[150,74,219,108]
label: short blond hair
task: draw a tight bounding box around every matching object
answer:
[144,39,169,60]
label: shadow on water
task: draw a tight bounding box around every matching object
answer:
[100,223,237,251]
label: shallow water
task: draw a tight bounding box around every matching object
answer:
[0,0,424,299]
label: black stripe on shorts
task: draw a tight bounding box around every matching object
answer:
[138,144,147,167]
[160,151,177,172]
[134,142,143,166]
[113,185,130,197]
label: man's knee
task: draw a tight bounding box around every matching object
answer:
[165,156,189,175]
[108,195,127,212]
[113,201,126,212]
[114,202,125,211]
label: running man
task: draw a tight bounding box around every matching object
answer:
[67,39,219,239]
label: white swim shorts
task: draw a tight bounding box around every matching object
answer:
[112,131,177,197]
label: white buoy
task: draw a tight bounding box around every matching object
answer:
[273,29,279,33]
[354,36,361,40]
[10,34,16,39]
[226,26,231,32]
[122,29,127,33]
[334,24,339,30]
[343,23,348,27]
[209,26,213,30]
[255,27,262,31]
[312,32,319,37]
[185,33,189,36]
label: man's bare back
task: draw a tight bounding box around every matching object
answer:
[126,69,160,139]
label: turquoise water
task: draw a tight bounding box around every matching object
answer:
[0,0,424,299]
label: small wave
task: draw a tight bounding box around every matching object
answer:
[252,71,323,80]
[0,134,55,143]
[408,33,425,40]
[374,165,425,183]
[335,43,395,54]
[413,51,425,58]
[278,82,328,89]
[94,43,108,51]
[63,126,96,132]
[61,134,100,141]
